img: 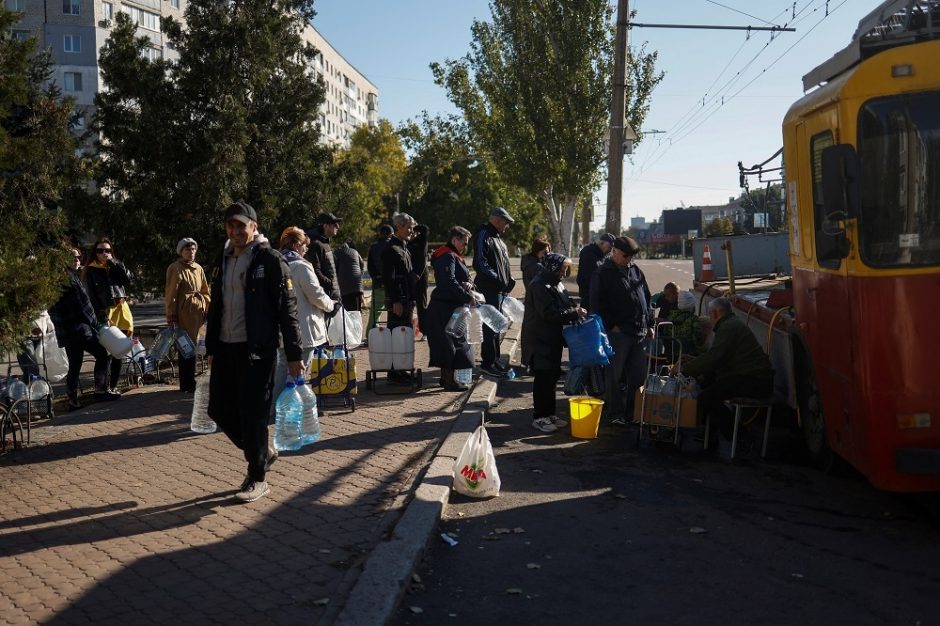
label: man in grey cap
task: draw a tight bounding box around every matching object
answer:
[472,206,516,378]
[305,212,342,301]
[205,201,303,502]
[576,233,615,311]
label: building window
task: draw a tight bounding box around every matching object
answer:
[101,1,112,18]
[63,0,79,15]
[5,0,25,12]
[141,46,161,61]
[11,29,29,42]
[63,34,81,53]
[170,0,178,7]
[123,4,160,31]
[63,72,83,91]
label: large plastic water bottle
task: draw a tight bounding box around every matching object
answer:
[190,376,216,434]
[477,303,510,333]
[445,306,471,339]
[454,368,473,386]
[28,376,51,400]
[7,376,27,401]
[295,377,321,445]
[274,378,303,451]
[176,330,196,359]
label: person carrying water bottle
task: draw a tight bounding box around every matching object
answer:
[472,206,516,379]
[165,238,210,393]
[82,236,132,397]
[205,201,303,503]
[521,253,586,432]
[425,226,476,392]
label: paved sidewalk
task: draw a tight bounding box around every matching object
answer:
[0,337,470,625]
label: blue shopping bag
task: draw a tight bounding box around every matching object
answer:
[563,314,613,367]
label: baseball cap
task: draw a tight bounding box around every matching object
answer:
[490,206,515,223]
[599,233,616,244]
[224,201,257,225]
[613,236,641,256]
[317,212,343,225]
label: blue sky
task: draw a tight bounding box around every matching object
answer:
[312,1,877,225]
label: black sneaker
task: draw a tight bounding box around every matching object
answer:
[480,364,507,378]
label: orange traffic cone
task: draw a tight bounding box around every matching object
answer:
[700,244,715,281]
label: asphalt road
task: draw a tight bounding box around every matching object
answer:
[392,377,940,626]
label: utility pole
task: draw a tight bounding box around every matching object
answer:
[581,197,592,246]
[605,0,629,237]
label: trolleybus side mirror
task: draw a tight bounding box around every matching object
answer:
[821,144,860,220]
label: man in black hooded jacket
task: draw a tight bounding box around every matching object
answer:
[206,201,303,503]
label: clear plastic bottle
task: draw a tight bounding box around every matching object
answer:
[295,377,321,446]
[176,330,196,359]
[28,376,51,400]
[445,306,471,339]
[273,378,303,451]
[7,376,27,401]
[190,376,216,433]
[501,295,525,323]
[477,303,510,333]
[454,368,473,386]
[505,368,516,380]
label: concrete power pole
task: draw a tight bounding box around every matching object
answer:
[605,0,629,237]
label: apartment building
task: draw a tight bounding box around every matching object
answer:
[4,1,378,149]
[302,24,378,148]
[5,0,184,134]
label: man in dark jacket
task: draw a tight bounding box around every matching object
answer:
[381,212,417,383]
[407,223,430,334]
[305,212,342,301]
[333,241,365,311]
[366,224,392,335]
[576,232,614,310]
[590,236,652,425]
[472,206,516,378]
[206,201,303,503]
[673,297,774,442]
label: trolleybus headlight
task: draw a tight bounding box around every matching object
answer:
[891,64,914,78]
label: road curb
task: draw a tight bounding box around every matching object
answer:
[331,328,520,626]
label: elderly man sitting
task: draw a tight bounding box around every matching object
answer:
[671,297,774,444]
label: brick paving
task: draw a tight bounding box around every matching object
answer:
[0,339,466,625]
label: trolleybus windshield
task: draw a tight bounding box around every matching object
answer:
[857,90,940,268]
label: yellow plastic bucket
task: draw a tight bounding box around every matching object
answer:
[568,396,604,439]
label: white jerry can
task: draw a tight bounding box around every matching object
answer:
[368,326,394,371]
[390,325,416,371]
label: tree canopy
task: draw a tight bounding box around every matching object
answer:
[431,0,662,255]
[398,113,545,249]
[0,8,80,351]
[85,0,332,289]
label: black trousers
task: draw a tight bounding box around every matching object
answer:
[533,368,562,418]
[480,290,502,367]
[108,356,124,389]
[65,337,109,395]
[698,374,773,438]
[179,356,197,392]
[341,293,362,312]
[207,342,276,482]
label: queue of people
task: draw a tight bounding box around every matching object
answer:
[33,199,779,504]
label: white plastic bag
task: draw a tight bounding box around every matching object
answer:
[42,330,69,382]
[326,306,363,348]
[453,423,501,498]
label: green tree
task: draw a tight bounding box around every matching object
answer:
[0,8,80,351]
[737,183,784,232]
[431,0,662,255]
[332,119,408,247]
[87,0,331,289]
[399,113,546,248]
[704,217,734,237]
